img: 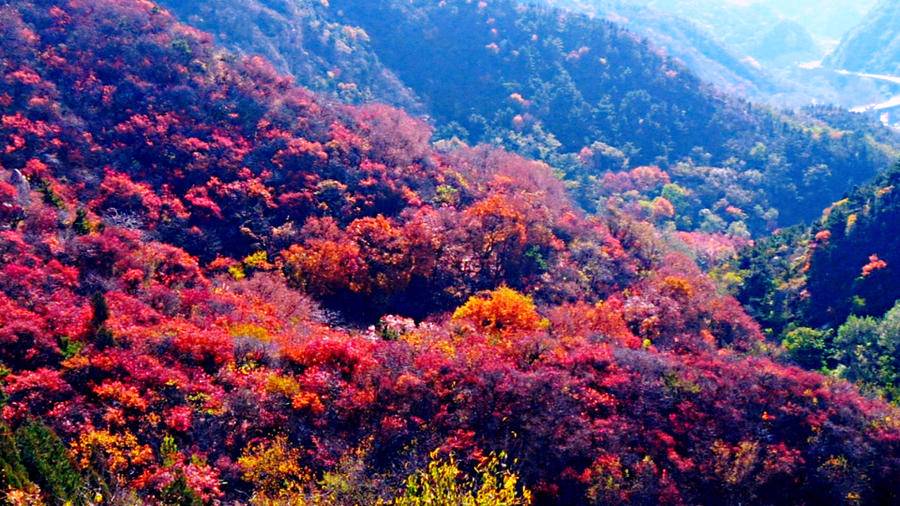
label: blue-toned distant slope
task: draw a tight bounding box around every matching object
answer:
[825,0,900,75]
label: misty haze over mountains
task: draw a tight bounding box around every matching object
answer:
[549,0,899,117]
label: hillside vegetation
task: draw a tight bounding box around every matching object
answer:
[161,0,899,236]
[0,1,896,504]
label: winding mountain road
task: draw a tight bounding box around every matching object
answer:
[836,69,900,113]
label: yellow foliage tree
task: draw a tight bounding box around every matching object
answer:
[391,451,531,506]
[238,436,313,505]
[70,429,153,479]
[452,287,547,339]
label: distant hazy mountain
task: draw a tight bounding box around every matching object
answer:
[640,0,877,57]
[752,0,879,45]
[825,0,900,75]
[750,19,819,66]
[642,0,787,58]
[547,0,890,109]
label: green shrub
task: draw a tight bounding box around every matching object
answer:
[782,327,828,369]
[15,422,85,503]
[0,422,30,492]
[159,474,203,506]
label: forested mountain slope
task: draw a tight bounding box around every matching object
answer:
[155,0,422,110]
[0,1,897,504]
[731,162,900,400]
[545,0,778,97]
[327,0,896,227]
[163,0,898,235]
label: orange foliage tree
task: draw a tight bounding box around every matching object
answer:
[452,286,547,338]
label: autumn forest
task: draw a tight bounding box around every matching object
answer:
[0,1,897,505]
